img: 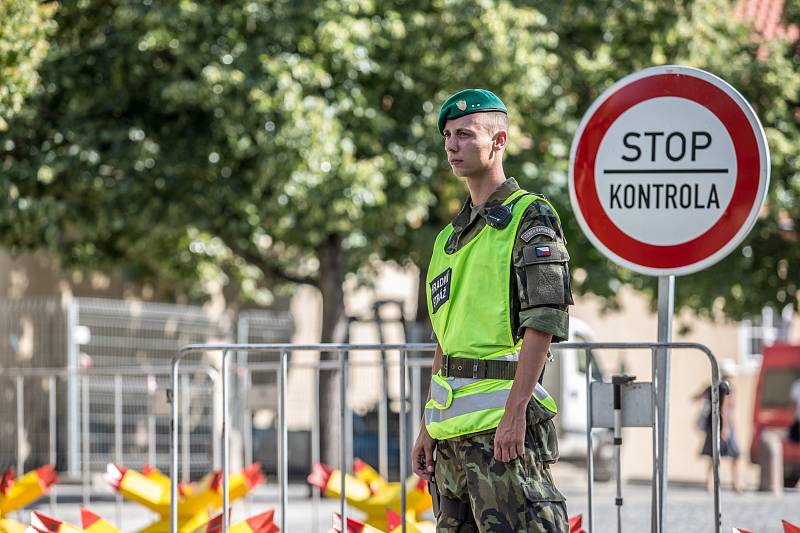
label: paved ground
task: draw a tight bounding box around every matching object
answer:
[554,464,800,533]
[15,464,800,532]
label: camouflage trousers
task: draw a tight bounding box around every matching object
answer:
[432,402,568,533]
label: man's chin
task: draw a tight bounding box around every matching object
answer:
[450,166,469,178]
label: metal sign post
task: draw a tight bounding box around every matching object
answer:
[652,276,674,533]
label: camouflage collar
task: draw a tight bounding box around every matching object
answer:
[451,177,521,233]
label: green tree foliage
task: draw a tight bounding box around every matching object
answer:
[3,0,798,464]
[0,0,570,461]
[0,0,56,130]
[1,0,798,325]
[529,0,800,320]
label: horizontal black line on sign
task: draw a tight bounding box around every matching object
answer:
[602,169,729,174]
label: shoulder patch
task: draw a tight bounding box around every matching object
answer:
[520,225,556,243]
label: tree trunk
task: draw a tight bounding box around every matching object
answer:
[317,233,347,466]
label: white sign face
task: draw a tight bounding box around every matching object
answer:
[569,66,770,276]
[595,97,737,246]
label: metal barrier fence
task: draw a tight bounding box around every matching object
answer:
[0,296,292,478]
[0,365,217,528]
[170,341,722,533]
[1,340,721,532]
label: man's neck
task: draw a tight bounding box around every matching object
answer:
[466,167,507,206]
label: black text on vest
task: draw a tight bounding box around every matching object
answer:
[430,268,452,314]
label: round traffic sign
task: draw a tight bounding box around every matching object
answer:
[568,65,770,276]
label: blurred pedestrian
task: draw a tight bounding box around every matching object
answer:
[694,358,742,493]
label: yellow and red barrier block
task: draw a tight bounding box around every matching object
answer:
[80,509,122,533]
[0,466,59,516]
[28,512,82,533]
[195,510,277,533]
[568,514,586,533]
[26,508,278,533]
[0,466,59,533]
[733,520,799,533]
[105,464,265,533]
[385,509,434,533]
[328,513,383,533]
[308,460,431,530]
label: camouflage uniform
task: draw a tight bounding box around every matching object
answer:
[433,177,572,532]
[434,402,567,532]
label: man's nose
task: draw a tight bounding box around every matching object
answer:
[445,137,457,152]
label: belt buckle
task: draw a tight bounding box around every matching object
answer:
[441,354,449,378]
[472,360,480,379]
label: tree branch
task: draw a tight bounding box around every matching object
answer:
[233,243,319,287]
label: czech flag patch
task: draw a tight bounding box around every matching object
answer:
[535,246,551,258]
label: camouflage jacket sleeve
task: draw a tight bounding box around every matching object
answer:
[512,198,574,343]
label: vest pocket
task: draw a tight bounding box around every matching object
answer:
[429,373,453,410]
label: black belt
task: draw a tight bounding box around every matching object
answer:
[440,354,517,380]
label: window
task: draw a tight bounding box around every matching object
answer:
[738,307,779,370]
[760,368,800,408]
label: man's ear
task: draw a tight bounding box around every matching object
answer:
[493,130,508,151]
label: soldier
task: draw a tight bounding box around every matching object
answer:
[411,89,573,532]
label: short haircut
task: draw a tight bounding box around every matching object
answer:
[477,111,509,136]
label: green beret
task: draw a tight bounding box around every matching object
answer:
[437,89,508,135]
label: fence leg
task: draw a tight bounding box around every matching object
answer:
[66,300,80,478]
[709,358,722,533]
[15,376,24,522]
[399,350,407,533]
[16,376,24,476]
[181,374,190,484]
[243,370,254,468]
[148,374,157,469]
[311,364,320,533]
[48,376,57,514]
[82,374,90,507]
[586,348,595,533]
[411,364,421,442]
[212,373,221,471]
[222,350,230,533]
[170,358,180,533]
[340,352,348,527]
[379,354,389,480]
[279,350,288,533]
[114,375,123,528]
[650,346,660,533]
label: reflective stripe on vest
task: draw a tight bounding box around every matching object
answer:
[425,380,557,427]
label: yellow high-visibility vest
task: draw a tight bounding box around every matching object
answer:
[425,189,558,440]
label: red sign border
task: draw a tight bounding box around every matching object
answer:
[569,67,768,275]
